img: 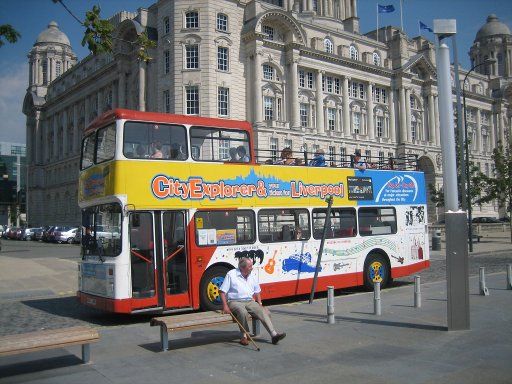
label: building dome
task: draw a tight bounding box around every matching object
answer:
[475,14,511,41]
[35,21,71,46]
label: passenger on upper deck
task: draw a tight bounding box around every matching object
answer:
[136,144,146,158]
[228,147,239,162]
[170,143,187,160]
[274,147,295,165]
[237,146,249,162]
[309,149,326,167]
[352,150,366,171]
[151,141,164,159]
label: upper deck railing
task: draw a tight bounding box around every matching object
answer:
[255,149,419,171]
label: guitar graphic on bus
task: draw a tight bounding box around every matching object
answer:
[264,249,278,274]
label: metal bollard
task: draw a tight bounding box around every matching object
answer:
[374,282,381,315]
[414,275,421,308]
[507,264,512,290]
[479,267,489,296]
[327,286,335,324]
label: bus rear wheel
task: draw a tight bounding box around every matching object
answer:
[363,254,390,290]
[200,266,231,311]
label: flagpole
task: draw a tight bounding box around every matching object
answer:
[400,0,404,31]
[376,4,379,43]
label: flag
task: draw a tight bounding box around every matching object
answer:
[419,21,433,33]
[378,4,395,13]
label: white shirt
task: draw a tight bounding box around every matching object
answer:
[220,268,261,301]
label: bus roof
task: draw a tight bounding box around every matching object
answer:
[85,109,253,135]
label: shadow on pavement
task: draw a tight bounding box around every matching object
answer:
[272,308,447,331]
[0,353,83,379]
[139,330,244,353]
[21,296,153,327]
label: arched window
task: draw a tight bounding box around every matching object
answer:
[373,52,381,66]
[324,38,334,54]
[263,64,277,81]
[349,45,358,60]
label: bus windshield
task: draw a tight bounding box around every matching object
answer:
[82,203,122,257]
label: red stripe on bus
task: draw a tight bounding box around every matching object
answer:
[391,260,430,279]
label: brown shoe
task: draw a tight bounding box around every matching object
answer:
[271,332,286,345]
[239,338,249,346]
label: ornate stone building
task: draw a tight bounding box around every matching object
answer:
[23,0,511,226]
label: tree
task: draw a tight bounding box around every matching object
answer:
[473,139,512,243]
[53,1,156,61]
[0,24,21,47]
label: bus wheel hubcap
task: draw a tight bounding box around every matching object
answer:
[369,261,384,283]
[207,276,224,304]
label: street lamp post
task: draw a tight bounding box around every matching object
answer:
[462,59,496,253]
[434,19,470,331]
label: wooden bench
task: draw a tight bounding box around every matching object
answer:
[0,326,100,364]
[150,311,261,351]
[471,233,483,243]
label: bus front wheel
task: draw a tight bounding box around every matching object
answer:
[363,254,390,290]
[200,266,231,311]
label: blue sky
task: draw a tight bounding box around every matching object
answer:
[0,0,510,143]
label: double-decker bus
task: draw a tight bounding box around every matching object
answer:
[77,109,429,314]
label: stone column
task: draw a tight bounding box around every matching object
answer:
[118,71,126,108]
[34,114,42,164]
[490,113,496,150]
[434,94,440,146]
[389,87,396,142]
[428,93,436,144]
[62,109,68,157]
[112,81,118,109]
[53,115,58,161]
[405,88,412,142]
[289,56,299,128]
[73,104,79,154]
[367,82,375,140]
[399,86,407,143]
[84,96,90,127]
[476,108,482,153]
[343,76,350,136]
[254,52,263,124]
[38,59,43,85]
[337,105,343,133]
[316,70,324,133]
[498,111,506,145]
[138,60,146,111]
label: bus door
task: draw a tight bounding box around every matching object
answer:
[129,212,158,309]
[160,211,190,309]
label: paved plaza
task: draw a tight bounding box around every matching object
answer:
[0,232,511,383]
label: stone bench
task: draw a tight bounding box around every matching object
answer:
[0,326,100,363]
[150,311,261,351]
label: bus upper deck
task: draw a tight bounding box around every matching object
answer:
[81,109,419,175]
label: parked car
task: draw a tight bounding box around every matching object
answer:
[54,227,78,244]
[32,227,45,241]
[42,226,55,242]
[7,228,19,240]
[499,216,510,223]
[20,227,41,241]
[472,217,501,224]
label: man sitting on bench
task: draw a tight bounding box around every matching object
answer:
[220,257,286,346]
